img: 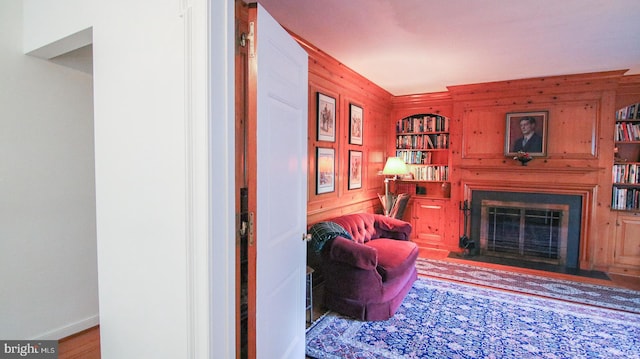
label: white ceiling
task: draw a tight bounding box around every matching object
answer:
[258,0,640,96]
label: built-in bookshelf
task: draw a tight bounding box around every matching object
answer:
[612,102,640,211]
[612,163,640,210]
[395,113,450,194]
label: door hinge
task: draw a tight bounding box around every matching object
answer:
[248,22,255,58]
[248,212,255,246]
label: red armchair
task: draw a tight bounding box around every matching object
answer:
[315,213,418,321]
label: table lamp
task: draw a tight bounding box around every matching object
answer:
[381,157,410,216]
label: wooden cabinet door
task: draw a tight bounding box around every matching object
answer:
[614,213,640,267]
[412,199,446,248]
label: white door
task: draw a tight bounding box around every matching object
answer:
[247,4,308,358]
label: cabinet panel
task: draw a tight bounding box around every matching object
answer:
[614,214,640,267]
[412,199,446,248]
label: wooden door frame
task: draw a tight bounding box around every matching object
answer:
[234,0,250,357]
[246,4,258,357]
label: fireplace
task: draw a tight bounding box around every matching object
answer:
[471,191,582,269]
[480,200,569,265]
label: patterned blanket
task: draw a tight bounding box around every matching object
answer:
[307,221,353,252]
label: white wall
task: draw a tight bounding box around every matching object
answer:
[92,0,235,357]
[14,0,236,356]
[91,1,188,356]
[210,1,237,357]
[23,0,93,58]
[0,0,98,339]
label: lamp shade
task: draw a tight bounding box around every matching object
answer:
[382,157,409,175]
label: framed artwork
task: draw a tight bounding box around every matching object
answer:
[349,104,363,145]
[317,93,336,142]
[505,111,548,157]
[316,147,335,194]
[348,150,363,190]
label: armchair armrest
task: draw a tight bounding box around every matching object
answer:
[374,215,412,240]
[327,236,378,270]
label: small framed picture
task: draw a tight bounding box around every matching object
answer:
[505,111,548,157]
[316,147,335,194]
[317,93,336,142]
[349,104,363,145]
[348,150,363,190]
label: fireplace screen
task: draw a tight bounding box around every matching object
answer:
[481,200,569,265]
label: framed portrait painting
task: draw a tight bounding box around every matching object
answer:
[317,93,336,142]
[505,111,548,157]
[349,104,363,145]
[348,150,363,190]
[316,147,335,194]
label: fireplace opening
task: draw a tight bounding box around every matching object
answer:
[470,191,582,270]
[481,201,569,266]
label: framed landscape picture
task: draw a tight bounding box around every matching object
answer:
[505,111,548,157]
[316,147,335,194]
[317,92,336,142]
[348,150,363,190]
[349,104,363,145]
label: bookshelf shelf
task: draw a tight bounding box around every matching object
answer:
[613,183,640,188]
[612,103,640,211]
[395,113,450,197]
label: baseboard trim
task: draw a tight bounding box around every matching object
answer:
[34,314,100,340]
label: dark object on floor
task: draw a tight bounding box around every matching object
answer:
[388,193,410,219]
[458,200,477,256]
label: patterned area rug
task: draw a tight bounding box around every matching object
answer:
[416,258,640,314]
[306,278,640,359]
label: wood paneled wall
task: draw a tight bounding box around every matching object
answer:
[290,25,640,271]
[391,70,639,271]
[290,34,394,224]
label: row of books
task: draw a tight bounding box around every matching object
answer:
[611,187,640,210]
[612,163,640,184]
[396,134,449,149]
[615,122,640,142]
[396,150,433,165]
[396,115,449,133]
[409,165,449,181]
[616,103,640,120]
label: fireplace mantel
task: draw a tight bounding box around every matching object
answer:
[459,165,605,174]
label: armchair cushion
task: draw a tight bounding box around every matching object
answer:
[374,215,412,240]
[329,236,378,270]
[366,239,418,282]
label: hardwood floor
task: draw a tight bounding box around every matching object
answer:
[58,251,640,358]
[607,273,640,291]
[58,326,100,359]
